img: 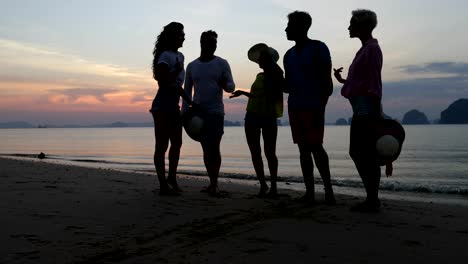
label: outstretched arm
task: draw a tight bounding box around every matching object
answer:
[333,67,346,84]
[230,90,252,99]
[219,60,235,93]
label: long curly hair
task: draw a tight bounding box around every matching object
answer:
[152,22,184,80]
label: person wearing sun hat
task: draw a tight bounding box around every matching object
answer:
[230,43,284,197]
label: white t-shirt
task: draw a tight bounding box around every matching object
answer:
[183,56,235,115]
[158,50,185,87]
[150,50,185,112]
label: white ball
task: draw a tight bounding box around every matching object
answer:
[187,116,204,136]
[376,135,399,158]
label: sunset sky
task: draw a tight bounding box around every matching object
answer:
[1,0,467,125]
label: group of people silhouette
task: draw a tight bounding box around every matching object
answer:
[150,9,388,212]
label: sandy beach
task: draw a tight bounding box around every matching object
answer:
[1,156,467,263]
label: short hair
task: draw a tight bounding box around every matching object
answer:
[200,30,218,42]
[287,11,312,31]
[352,9,378,31]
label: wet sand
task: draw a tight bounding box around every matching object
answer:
[1,157,467,263]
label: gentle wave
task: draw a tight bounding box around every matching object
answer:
[4,153,468,196]
[5,154,151,166]
[142,168,468,196]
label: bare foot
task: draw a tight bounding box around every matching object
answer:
[168,179,183,192]
[257,184,269,197]
[159,186,181,196]
[296,193,315,204]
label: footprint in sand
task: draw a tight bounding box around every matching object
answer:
[404,240,422,246]
[420,224,437,229]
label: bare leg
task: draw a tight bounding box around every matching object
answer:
[167,124,182,192]
[245,124,268,194]
[353,158,381,203]
[262,125,278,195]
[152,112,175,195]
[311,144,335,203]
[349,115,381,211]
[298,144,315,201]
[201,139,222,193]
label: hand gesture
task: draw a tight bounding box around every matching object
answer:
[333,67,345,84]
[230,90,244,99]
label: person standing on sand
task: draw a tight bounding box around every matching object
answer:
[150,22,193,196]
[230,43,284,197]
[333,9,387,212]
[182,30,235,196]
[283,11,335,204]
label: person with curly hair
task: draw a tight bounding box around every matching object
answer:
[150,22,192,196]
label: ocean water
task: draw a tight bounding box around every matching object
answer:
[1,125,468,203]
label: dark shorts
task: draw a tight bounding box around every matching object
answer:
[199,113,224,145]
[349,115,380,161]
[244,112,277,128]
[150,86,180,113]
[288,107,325,145]
[151,110,182,147]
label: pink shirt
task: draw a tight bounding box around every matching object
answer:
[341,39,382,99]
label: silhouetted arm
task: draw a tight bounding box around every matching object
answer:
[176,86,193,106]
[157,62,192,108]
[320,61,333,98]
[282,50,290,93]
[155,63,181,86]
[155,52,183,86]
[230,90,252,98]
[182,64,194,113]
[333,67,346,84]
[219,60,235,92]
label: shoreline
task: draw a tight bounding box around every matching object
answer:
[2,154,468,207]
[1,156,468,263]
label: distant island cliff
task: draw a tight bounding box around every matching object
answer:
[440,98,468,124]
[0,121,243,128]
[2,98,468,128]
[335,118,348,125]
[402,109,430,125]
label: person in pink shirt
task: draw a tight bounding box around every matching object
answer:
[334,9,385,212]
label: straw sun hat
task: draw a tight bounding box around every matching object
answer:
[182,106,204,142]
[375,119,406,165]
[248,43,279,64]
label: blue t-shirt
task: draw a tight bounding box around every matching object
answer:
[283,40,331,110]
